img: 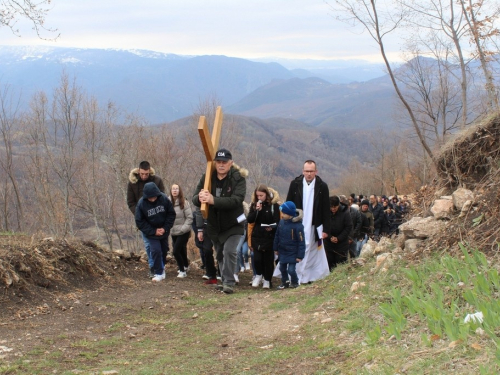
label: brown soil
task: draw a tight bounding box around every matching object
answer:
[0,236,310,374]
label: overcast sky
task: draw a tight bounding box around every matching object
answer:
[0,0,400,62]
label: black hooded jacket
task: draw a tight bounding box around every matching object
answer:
[135,182,176,239]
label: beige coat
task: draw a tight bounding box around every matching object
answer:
[170,199,193,236]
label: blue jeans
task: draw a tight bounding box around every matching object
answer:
[356,234,368,256]
[279,262,298,285]
[237,240,249,271]
[149,237,169,275]
[142,232,154,268]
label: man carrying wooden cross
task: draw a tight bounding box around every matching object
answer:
[193,148,247,294]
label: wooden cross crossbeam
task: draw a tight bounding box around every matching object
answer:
[197,106,223,218]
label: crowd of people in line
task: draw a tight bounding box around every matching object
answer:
[127,151,412,294]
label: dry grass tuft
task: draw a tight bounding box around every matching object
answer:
[0,235,134,300]
[438,112,500,187]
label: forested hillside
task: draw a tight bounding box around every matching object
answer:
[0,75,380,252]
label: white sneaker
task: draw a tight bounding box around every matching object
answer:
[177,271,187,278]
[217,276,222,281]
[152,272,165,282]
[234,274,239,284]
[245,262,250,270]
[252,275,263,287]
[262,280,270,289]
[240,266,245,273]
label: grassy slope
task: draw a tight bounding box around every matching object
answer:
[2,246,499,375]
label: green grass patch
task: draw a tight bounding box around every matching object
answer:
[5,242,500,374]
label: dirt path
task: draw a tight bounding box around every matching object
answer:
[1,261,312,374]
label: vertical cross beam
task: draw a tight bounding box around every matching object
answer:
[197,106,223,218]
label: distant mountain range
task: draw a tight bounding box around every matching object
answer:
[0,45,393,127]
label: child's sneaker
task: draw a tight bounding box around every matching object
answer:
[152,272,165,282]
[177,271,187,278]
[290,283,299,288]
[244,262,250,270]
[262,280,270,289]
[277,283,289,290]
[234,274,239,285]
[204,278,217,285]
[202,274,210,280]
[240,266,245,272]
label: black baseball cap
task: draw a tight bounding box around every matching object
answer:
[214,148,232,161]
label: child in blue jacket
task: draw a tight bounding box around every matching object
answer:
[273,201,305,289]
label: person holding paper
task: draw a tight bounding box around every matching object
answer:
[282,160,330,284]
[247,184,281,289]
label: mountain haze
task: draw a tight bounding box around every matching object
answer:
[227,76,396,129]
[0,46,391,126]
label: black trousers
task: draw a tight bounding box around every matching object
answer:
[325,242,349,271]
[172,231,190,272]
[201,229,217,279]
[253,249,275,282]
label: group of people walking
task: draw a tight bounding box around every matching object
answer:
[127,161,194,282]
[127,150,410,294]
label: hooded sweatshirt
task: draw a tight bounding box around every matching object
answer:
[135,182,176,239]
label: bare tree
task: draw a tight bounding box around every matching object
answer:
[0,84,24,230]
[458,0,500,110]
[22,90,63,234]
[1,0,59,38]
[240,142,278,190]
[331,0,442,177]
[46,73,85,236]
[396,47,464,148]
[399,0,473,129]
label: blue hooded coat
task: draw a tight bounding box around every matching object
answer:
[273,209,306,264]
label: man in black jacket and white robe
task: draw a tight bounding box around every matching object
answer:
[280,160,330,284]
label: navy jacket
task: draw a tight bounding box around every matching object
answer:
[273,210,306,264]
[135,184,176,239]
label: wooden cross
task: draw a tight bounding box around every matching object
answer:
[197,106,224,218]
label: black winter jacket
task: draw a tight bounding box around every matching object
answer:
[349,207,362,239]
[247,201,281,252]
[369,203,384,230]
[324,203,353,255]
[192,164,247,244]
[286,175,330,241]
[127,167,165,214]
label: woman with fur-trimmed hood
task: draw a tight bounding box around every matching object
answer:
[247,184,281,289]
